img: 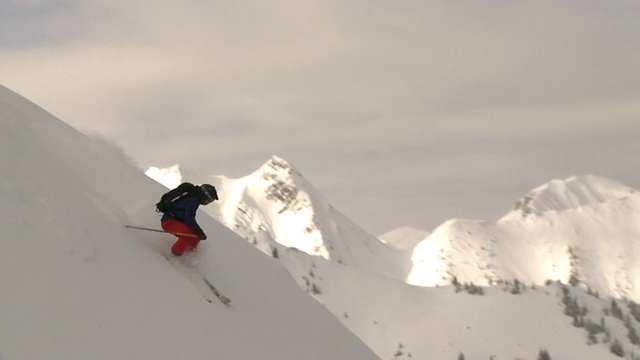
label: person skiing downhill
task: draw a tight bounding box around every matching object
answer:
[160,183,218,256]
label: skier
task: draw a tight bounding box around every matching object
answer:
[160,183,218,256]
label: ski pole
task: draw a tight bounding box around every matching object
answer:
[125,225,200,238]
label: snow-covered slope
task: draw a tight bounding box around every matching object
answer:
[378,226,430,250]
[201,156,640,304]
[186,161,640,359]
[511,175,636,216]
[150,157,640,305]
[0,84,379,360]
[145,156,640,358]
[207,156,412,281]
[409,175,640,301]
[279,247,635,360]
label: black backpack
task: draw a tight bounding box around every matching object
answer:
[155,182,197,214]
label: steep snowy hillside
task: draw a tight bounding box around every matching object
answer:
[279,247,638,360]
[198,164,640,360]
[0,85,380,360]
[408,175,640,301]
[206,156,412,281]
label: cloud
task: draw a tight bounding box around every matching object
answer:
[1,0,639,233]
[4,1,639,122]
[0,0,79,47]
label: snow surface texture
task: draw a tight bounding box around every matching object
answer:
[216,168,640,360]
[409,175,640,301]
[0,85,378,360]
[6,82,640,360]
[155,152,640,359]
[191,152,640,302]
[209,156,413,281]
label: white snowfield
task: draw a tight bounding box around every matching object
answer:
[209,150,640,302]
[0,85,379,360]
[409,175,640,300]
[3,83,640,360]
[190,141,640,359]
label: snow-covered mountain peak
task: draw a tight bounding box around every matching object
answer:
[259,155,297,177]
[8,80,640,359]
[509,175,635,218]
[254,155,310,214]
[0,86,380,360]
[409,175,640,302]
[215,155,327,259]
[211,155,413,281]
[145,164,183,189]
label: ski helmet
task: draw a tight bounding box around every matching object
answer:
[200,184,218,203]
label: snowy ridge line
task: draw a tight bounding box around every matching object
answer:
[149,159,640,302]
[0,84,380,360]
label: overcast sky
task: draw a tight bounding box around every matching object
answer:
[1,0,639,235]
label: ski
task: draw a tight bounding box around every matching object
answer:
[163,254,231,306]
[203,277,231,305]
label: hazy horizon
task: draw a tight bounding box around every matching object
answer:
[1,0,638,234]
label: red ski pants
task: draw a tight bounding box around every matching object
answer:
[161,219,200,255]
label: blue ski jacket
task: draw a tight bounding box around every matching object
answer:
[161,192,206,238]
